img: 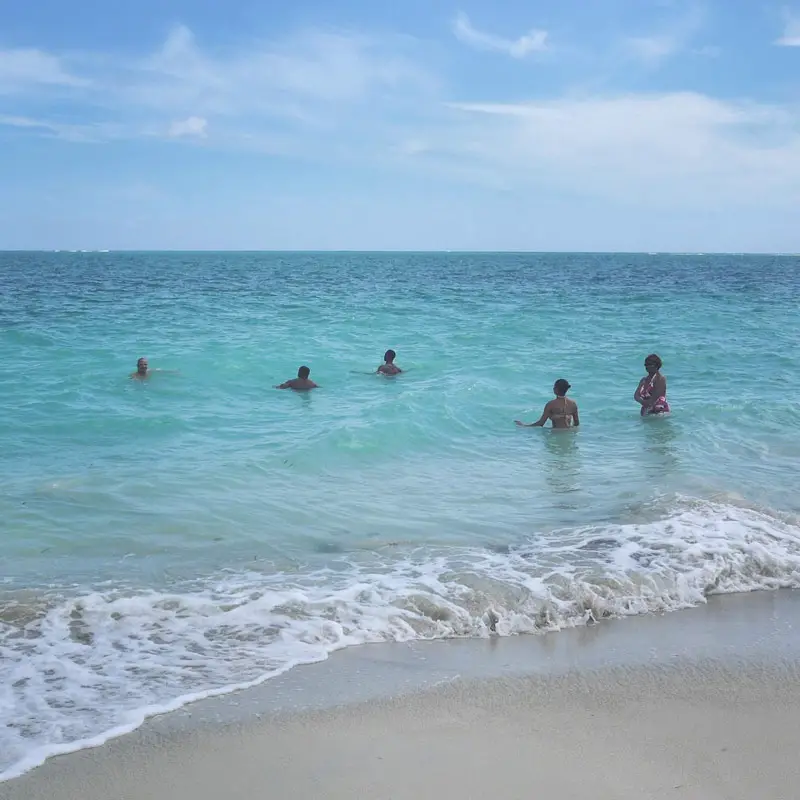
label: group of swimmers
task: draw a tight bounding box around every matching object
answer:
[131,350,670,428]
[271,349,403,389]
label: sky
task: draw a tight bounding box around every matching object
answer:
[1,0,799,251]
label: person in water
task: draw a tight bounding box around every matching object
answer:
[515,379,579,429]
[377,349,402,376]
[130,357,151,379]
[635,354,670,415]
[130,357,177,380]
[276,366,319,390]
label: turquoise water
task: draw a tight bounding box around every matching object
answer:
[2,251,800,779]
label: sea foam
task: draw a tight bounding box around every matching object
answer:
[2,496,799,782]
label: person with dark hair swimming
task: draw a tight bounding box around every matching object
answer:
[515,379,579,429]
[276,366,318,390]
[635,354,670,416]
[377,349,402,376]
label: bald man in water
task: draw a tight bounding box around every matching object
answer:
[130,357,177,380]
[130,357,152,380]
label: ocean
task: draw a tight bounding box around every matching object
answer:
[1,251,799,780]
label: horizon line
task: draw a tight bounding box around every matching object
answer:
[2,249,800,256]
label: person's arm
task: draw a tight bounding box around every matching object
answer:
[634,378,646,405]
[572,403,580,427]
[515,403,550,427]
[275,382,290,389]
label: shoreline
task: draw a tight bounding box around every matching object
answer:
[4,589,800,799]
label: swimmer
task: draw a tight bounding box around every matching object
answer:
[129,357,177,380]
[130,358,151,379]
[130,358,180,381]
[276,366,319,390]
[515,379,579,429]
[635,354,670,416]
[377,349,402,376]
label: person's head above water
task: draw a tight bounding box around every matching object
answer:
[276,365,317,389]
[553,379,571,397]
[384,349,396,364]
[137,357,148,374]
[644,354,663,375]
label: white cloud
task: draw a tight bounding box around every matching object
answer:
[626,35,679,62]
[0,25,436,153]
[693,45,722,57]
[2,20,800,223]
[431,93,800,207]
[452,12,547,59]
[0,114,44,129]
[775,11,800,46]
[623,6,704,64]
[126,24,434,119]
[396,138,429,156]
[168,116,208,138]
[0,113,118,142]
[0,48,87,92]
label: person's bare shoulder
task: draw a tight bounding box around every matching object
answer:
[284,379,318,390]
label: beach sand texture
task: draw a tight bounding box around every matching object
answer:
[5,592,800,800]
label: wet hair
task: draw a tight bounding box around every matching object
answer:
[554,379,571,396]
[645,354,663,370]
[298,366,310,379]
[384,349,396,363]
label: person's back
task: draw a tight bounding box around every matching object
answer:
[515,379,579,429]
[276,366,318,390]
[545,395,578,429]
[377,349,402,376]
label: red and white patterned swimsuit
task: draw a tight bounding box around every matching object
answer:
[640,374,670,416]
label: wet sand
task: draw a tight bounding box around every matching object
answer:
[4,591,800,800]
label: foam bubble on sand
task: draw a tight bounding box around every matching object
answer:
[2,497,800,782]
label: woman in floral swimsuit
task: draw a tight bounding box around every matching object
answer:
[635,354,670,416]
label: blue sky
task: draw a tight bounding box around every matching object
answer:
[1,0,799,251]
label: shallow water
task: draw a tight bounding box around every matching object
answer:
[1,251,799,779]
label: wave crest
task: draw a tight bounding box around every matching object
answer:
[2,496,800,781]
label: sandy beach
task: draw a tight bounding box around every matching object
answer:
[5,591,800,800]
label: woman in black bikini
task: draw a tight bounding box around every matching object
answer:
[515,379,579,429]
